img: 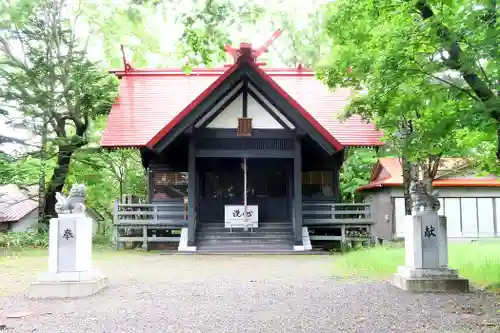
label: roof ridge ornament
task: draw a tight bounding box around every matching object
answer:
[224,29,283,65]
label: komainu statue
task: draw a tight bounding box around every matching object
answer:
[55,184,86,215]
[410,180,440,213]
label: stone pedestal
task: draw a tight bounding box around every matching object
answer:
[392,212,469,293]
[28,214,108,298]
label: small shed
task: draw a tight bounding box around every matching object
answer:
[358,158,500,241]
[0,184,102,233]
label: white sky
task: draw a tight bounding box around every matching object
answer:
[0,0,328,154]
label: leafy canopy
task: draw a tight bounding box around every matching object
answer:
[317,0,499,176]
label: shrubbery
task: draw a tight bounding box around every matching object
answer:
[0,231,111,248]
[0,231,49,248]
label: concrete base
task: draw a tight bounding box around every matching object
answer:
[293,245,305,251]
[392,266,469,293]
[302,227,312,251]
[178,228,197,252]
[28,269,108,298]
[179,246,197,252]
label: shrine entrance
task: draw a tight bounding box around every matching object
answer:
[197,158,292,223]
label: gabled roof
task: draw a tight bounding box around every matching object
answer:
[101,61,383,149]
[357,158,500,191]
[0,184,38,223]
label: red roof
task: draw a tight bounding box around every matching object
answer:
[101,65,383,148]
[357,158,500,191]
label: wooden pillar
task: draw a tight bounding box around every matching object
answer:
[293,138,303,245]
[332,167,340,202]
[147,167,152,203]
[333,149,346,202]
[187,139,196,246]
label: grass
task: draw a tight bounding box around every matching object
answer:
[333,242,500,291]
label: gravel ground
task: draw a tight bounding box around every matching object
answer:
[0,254,498,333]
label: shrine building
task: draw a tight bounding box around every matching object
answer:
[101,39,383,252]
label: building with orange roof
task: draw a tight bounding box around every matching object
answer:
[358,158,500,241]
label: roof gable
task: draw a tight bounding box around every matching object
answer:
[150,60,343,154]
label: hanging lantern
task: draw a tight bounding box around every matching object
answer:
[237,117,253,136]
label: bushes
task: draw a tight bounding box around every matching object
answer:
[0,231,111,248]
[92,233,110,245]
[0,231,49,248]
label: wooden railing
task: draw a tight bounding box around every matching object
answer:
[113,200,187,250]
[302,201,374,244]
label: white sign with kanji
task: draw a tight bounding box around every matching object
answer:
[224,205,258,229]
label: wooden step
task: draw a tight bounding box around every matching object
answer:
[197,230,293,236]
[196,238,294,246]
[196,243,294,252]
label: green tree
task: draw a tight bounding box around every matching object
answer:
[340,148,378,202]
[318,0,499,162]
[318,0,500,211]
[0,0,118,219]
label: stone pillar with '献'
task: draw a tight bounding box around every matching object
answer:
[392,180,469,293]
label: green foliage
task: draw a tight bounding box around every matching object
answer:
[340,148,378,202]
[92,233,111,246]
[0,154,43,185]
[318,0,499,170]
[0,0,119,218]
[0,231,49,248]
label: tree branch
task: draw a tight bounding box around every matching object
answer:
[403,68,480,101]
[415,1,496,110]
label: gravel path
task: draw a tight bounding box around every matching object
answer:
[0,254,498,333]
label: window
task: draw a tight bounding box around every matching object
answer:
[152,171,188,200]
[302,171,334,198]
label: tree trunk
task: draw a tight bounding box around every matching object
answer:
[38,118,49,226]
[43,145,78,220]
[497,123,500,160]
[402,156,412,215]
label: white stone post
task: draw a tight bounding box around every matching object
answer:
[392,210,469,292]
[28,184,108,298]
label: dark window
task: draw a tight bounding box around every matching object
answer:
[302,171,334,198]
[152,171,188,200]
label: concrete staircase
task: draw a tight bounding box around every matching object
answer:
[196,221,295,252]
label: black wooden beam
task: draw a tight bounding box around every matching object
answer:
[247,89,292,131]
[293,138,303,245]
[194,128,294,139]
[242,80,248,118]
[187,139,196,247]
[153,69,246,152]
[246,70,337,155]
[199,87,244,128]
[195,149,294,158]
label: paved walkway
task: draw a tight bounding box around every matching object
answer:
[0,254,498,332]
